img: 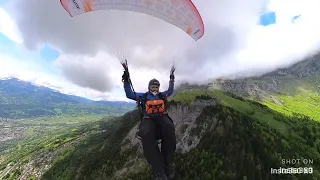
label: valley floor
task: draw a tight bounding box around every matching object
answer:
[0,115,107,180]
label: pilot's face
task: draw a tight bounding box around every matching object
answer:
[150,85,159,92]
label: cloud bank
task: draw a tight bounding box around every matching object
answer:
[2,0,320,97]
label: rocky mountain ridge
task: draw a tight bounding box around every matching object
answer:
[211,53,320,99]
[175,53,320,100]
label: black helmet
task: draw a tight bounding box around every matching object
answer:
[148,78,160,87]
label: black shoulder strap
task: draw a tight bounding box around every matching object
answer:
[137,92,148,120]
[158,92,167,101]
[142,92,148,102]
[139,92,148,109]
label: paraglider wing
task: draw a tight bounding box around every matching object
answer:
[60,0,204,41]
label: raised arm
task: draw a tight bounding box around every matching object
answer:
[161,68,175,97]
[123,81,144,101]
[162,79,174,97]
[121,61,144,101]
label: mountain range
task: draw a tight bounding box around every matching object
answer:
[0,78,135,119]
[210,53,320,98]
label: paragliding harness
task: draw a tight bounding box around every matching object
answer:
[136,92,172,144]
[139,92,168,118]
[121,59,174,144]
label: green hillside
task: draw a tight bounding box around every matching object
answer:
[2,89,318,180]
[258,76,320,122]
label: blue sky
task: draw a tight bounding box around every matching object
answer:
[0,0,7,6]
[259,12,276,26]
[0,0,60,75]
[259,0,301,27]
[259,12,301,26]
[0,33,60,75]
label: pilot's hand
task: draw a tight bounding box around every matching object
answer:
[122,71,129,82]
[170,65,175,81]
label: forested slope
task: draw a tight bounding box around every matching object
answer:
[34,90,320,180]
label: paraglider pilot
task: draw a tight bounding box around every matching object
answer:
[122,65,176,180]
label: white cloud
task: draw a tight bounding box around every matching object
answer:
[1,0,320,100]
[53,52,117,92]
[232,0,320,74]
[0,7,22,44]
[54,51,178,93]
[0,53,129,101]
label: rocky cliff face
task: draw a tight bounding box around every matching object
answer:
[115,98,217,178]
